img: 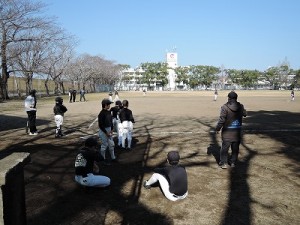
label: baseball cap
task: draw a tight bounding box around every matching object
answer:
[167,151,180,164]
[101,98,113,105]
[228,91,238,99]
[115,100,122,106]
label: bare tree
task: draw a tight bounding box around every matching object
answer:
[40,38,76,95]
[0,0,59,99]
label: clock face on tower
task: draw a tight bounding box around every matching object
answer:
[167,53,177,62]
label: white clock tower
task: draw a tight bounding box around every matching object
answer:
[166,52,178,90]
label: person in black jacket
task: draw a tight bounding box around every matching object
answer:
[144,151,188,201]
[53,96,68,138]
[75,137,110,187]
[119,100,135,150]
[98,98,116,164]
[110,100,123,147]
[216,91,247,169]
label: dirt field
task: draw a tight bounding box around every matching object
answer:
[0,90,299,225]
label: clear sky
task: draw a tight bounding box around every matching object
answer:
[42,0,300,71]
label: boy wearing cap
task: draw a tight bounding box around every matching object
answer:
[110,100,123,147]
[119,100,135,150]
[143,151,188,201]
[98,98,116,164]
[216,91,247,169]
[75,137,110,187]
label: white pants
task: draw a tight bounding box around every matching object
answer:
[146,173,188,201]
[75,173,110,187]
[54,115,63,127]
[121,121,133,148]
[113,118,122,146]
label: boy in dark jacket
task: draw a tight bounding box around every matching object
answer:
[53,96,68,138]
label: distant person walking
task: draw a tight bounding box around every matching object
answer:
[216,91,247,169]
[24,89,38,135]
[291,90,295,101]
[144,151,188,201]
[75,137,111,187]
[214,89,218,101]
[80,89,86,102]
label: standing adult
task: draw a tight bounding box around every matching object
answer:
[24,89,38,135]
[119,100,135,150]
[144,151,188,201]
[72,89,77,102]
[75,137,111,187]
[216,91,247,169]
[80,89,86,102]
[98,98,116,165]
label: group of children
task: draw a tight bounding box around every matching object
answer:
[25,91,188,202]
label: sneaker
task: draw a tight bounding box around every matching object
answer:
[126,147,131,151]
[29,132,37,136]
[219,163,228,169]
[143,180,151,189]
[230,163,236,168]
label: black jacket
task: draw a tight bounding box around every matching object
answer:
[154,165,188,196]
[216,99,247,142]
[53,104,67,116]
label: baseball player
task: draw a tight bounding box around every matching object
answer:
[75,137,111,187]
[110,100,123,147]
[53,96,68,138]
[24,89,38,135]
[119,100,135,150]
[144,151,188,201]
[98,98,116,165]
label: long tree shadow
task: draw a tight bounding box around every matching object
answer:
[2,110,299,224]
[207,110,300,225]
[9,119,177,224]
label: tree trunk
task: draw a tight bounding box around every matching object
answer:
[59,81,65,95]
[1,33,10,100]
[44,76,50,96]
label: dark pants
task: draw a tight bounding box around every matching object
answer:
[220,141,240,165]
[80,94,86,101]
[27,111,37,133]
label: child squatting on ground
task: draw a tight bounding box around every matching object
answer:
[144,151,188,201]
[74,137,111,187]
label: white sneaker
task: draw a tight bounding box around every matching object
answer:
[29,132,37,136]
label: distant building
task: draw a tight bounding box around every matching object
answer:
[166,52,178,90]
